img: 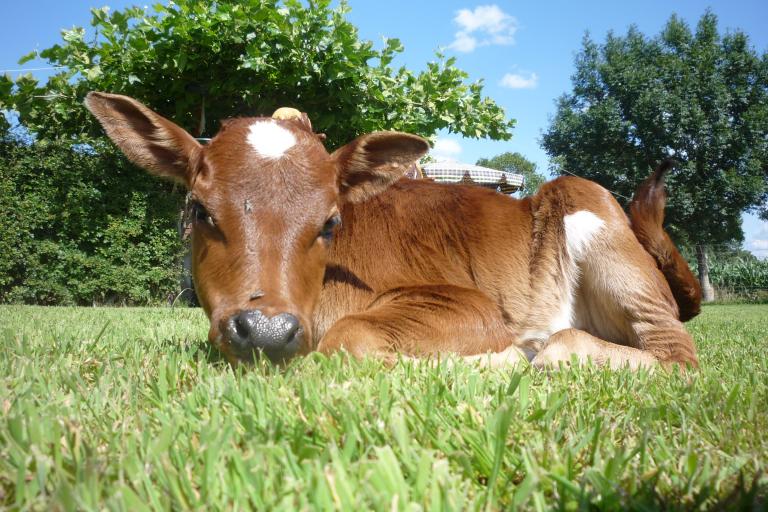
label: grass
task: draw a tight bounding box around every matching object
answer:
[0,305,766,511]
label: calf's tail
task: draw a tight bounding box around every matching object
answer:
[628,161,702,322]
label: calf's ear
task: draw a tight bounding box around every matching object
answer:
[85,92,201,186]
[331,131,429,203]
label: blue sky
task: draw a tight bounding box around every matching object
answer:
[3,0,767,257]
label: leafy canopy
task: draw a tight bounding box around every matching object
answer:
[542,12,768,246]
[475,152,546,196]
[3,0,514,148]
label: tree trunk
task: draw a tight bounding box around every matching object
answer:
[696,244,716,302]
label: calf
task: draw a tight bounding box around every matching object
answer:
[86,92,700,369]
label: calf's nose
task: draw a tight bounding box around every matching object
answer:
[226,309,301,362]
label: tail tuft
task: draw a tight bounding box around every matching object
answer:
[653,159,676,183]
[629,162,701,322]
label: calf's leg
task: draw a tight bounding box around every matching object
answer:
[316,284,526,365]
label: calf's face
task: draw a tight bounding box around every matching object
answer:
[85,92,427,364]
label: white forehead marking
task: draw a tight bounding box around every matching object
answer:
[564,210,605,260]
[246,120,296,158]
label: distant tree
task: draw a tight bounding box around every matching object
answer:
[542,12,768,301]
[2,0,513,147]
[476,152,545,196]
[0,75,11,137]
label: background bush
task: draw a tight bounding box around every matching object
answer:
[0,136,185,305]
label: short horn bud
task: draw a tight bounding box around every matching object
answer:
[272,107,313,133]
[272,107,303,120]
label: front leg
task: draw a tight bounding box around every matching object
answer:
[316,284,527,365]
[316,314,397,362]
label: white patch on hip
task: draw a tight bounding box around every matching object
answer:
[564,210,605,260]
[246,120,296,158]
[537,210,605,339]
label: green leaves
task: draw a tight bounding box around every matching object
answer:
[17,51,38,65]
[7,0,513,146]
[0,138,184,305]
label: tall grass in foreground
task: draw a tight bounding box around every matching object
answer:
[0,305,766,510]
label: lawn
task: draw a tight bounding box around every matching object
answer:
[1,305,766,510]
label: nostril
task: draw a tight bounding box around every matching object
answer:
[226,309,266,349]
[234,312,253,340]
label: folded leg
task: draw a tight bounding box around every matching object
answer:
[316,284,526,364]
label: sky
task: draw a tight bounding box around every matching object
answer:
[2,0,767,258]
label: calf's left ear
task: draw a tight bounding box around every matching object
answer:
[331,131,429,203]
[85,91,201,186]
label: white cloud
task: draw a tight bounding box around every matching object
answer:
[500,72,539,89]
[448,5,518,53]
[450,32,477,53]
[747,224,768,260]
[455,5,512,33]
[431,138,463,162]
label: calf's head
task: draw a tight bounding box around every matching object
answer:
[86,92,428,364]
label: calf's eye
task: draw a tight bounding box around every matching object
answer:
[319,214,342,241]
[191,202,216,228]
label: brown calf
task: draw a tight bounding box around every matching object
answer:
[86,92,700,369]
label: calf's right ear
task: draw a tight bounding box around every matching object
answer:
[332,131,429,204]
[85,92,201,186]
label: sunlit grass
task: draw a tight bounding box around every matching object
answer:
[1,305,766,510]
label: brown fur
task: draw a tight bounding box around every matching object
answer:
[86,92,701,369]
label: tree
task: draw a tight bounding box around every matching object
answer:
[3,0,513,147]
[542,12,768,301]
[476,152,546,196]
